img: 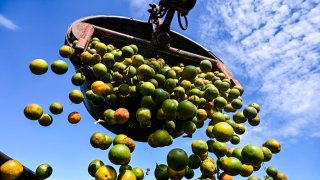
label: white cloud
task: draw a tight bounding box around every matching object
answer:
[127,0,153,18]
[198,0,320,142]
[0,14,19,30]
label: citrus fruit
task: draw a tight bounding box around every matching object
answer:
[263,139,281,154]
[188,154,201,169]
[231,98,242,109]
[80,51,93,63]
[248,115,260,126]
[119,165,132,173]
[68,112,81,124]
[191,139,208,155]
[95,165,117,180]
[234,123,246,135]
[240,164,253,177]
[162,99,178,114]
[117,170,136,180]
[113,134,128,145]
[203,85,220,101]
[29,59,48,75]
[261,146,272,162]
[36,164,53,179]
[243,106,258,119]
[69,89,84,104]
[233,112,247,123]
[95,42,108,55]
[212,122,234,142]
[91,53,102,65]
[209,140,228,157]
[121,46,134,58]
[103,109,116,125]
[184,166,194,179]
[182,65,197,80]
[275,172,288,179]
[0,160,23,180]
[219,172,233,180]
[129,44,138,55]
[167,167,185,180]
[200,157,216,177]
[241,144,264,166]
[91,81,108,95]
[199,59,212,72]
[230,135,240,145]
[108,144,131,165]
[231,147,244,163]
[214,96,228,109]
[152,129,172,147]
[50,60,68,75]
[206,126,215,138]
[154,164,169,180]
[266,166,278,177]
[24,103,43,120]
[221,157,242,176]
[247,176,261,180]
[132,167,144,180]
[132,54,145,67]
[38,113,53,127]
[93,63,108,77]
[177,100,197,121]
[136,107,151,128]
[49,102,63,115]
[167,148,188,171]
[249,102,260,113]
[139,82,155,96]
[114,108,129,125]
[100,134,113,150]
[88,160,104,177]
[59,45,73,58]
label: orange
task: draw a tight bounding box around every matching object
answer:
[182,65,197,80]
[0,160,23,180]
[68,112,81,124]
[132,167,144,180]
[108,144,131,165]
[241,144,264,166]
[266,166,278,177]
[49,102,63,115]
[221,157,242,176]
[38,113,53,127]
[240,164,253,177]
[69,89,84,104]
[114,108,129,125]
[117,170,136,180]
[95,165,117,180]
[263,139,281,154]
[187,154,201,169]
[36,164,53,179]
[59,45,73,58]
[177,100,197,121]
[167,148,188,171]
[29,59,48,75]
[212,122,234,142]
[154,164,169,180]
[199,60,212,73]
[24,103,43,120]
[88,159,104,177]
[191,139,208,155]
[50,60,68,75]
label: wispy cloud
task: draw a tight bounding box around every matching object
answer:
[127,0,153,19]
[0,14,19,30]
[198,0,320,143]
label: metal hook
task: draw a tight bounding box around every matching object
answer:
[178,12,188,30]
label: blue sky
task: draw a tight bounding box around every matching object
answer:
[0,0,320,179]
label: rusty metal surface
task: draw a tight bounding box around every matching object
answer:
[0,151,38,180]
[65,15,240,141]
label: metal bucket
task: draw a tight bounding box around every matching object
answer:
[65,15,238,142]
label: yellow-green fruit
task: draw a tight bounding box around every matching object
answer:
[29,59,48,75]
